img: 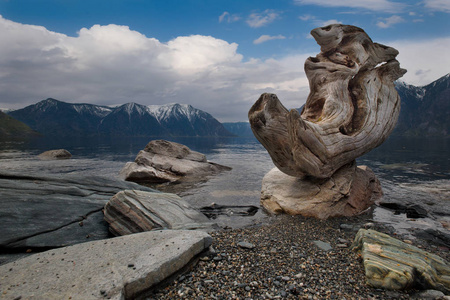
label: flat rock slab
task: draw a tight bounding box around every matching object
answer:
[0,230,212,300]
[351,229,450,294]
[0,172,155,251]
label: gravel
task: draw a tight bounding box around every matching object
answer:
[147,213,449,299]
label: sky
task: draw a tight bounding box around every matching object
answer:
[0,0,449,122]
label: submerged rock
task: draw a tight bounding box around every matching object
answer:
[37,149,72,160]
[120,140,231,183]
[0,230,212,300]
[351,229,450,294]
[104,190,217,235]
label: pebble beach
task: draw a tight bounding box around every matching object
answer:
[150,213,449,299]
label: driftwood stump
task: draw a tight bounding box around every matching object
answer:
[249,24,406,217]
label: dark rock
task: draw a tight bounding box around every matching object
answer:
[199,203,258,219]
[378,202,407,214]
[0,172,155,255]
[415,228,450,248]
[406,204,428,218]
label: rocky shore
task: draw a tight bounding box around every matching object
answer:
[150,213,449,299]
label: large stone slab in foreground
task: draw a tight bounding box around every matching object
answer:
[104,190,217,235]
[0,230,212,300]
[351,229,450,294]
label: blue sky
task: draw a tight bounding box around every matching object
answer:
[0,0,449,121]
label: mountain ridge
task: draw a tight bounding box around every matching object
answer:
[7,99,233,137]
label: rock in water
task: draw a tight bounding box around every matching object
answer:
[351,229,450,294]
[260,163,382,218]
[104,190,217,235]
[37,149,72,160]
[0,230,212,300]
[120,139,231,183]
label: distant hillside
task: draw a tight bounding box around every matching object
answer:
[393,73,449,137]
[8,99,233,137]
[0,111,39,138]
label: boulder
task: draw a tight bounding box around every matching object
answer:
[260,163,382,219]
[104,190,217,235]
[0,172,155,257]
[120,140,231,183]
[37,149,72,160]
[351,229,450,294]
[0,230,212,300]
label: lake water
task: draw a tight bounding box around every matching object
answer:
[0,135,449,238]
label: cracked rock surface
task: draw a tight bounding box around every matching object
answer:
[0,172,155,262]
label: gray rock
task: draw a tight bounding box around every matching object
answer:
[313,240,333,251]
[351,229,450,294]
[103,190,217,235]
[0,172,155,254]
[237,241,255,249]
[120,140,231,183]
[37,149,72,160]
[413,290,445,299]
[0,230,212,300]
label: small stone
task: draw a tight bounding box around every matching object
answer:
[313,241,332,251]
[237,241,255,249]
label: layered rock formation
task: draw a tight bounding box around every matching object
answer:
[120,140,231,183]
[104,190,216,235]
[249,24,405,217]
[351,229,450,294]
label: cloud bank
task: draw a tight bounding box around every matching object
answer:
[0,16,309,121]
[0,16,448,121]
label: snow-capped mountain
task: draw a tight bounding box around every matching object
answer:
[394,73,449,136]
[7,99,232,137]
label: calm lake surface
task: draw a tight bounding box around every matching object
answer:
[0,135,449,234]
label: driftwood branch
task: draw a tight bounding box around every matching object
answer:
[249,24,406,178]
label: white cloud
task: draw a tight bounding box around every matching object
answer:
[219,11,241,23]
[321,19,342,26]
[389,36,450,86]
[294,0,405,12]
[423,0,450,13]
[299,14,315,21]
[376,15,405,28]
[0,16,312,122]
[253,34,286,45]
[246,10,280,28]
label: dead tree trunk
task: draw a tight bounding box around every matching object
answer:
[249,24,406,179]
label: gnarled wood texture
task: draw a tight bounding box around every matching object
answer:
[249,24,406,179]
